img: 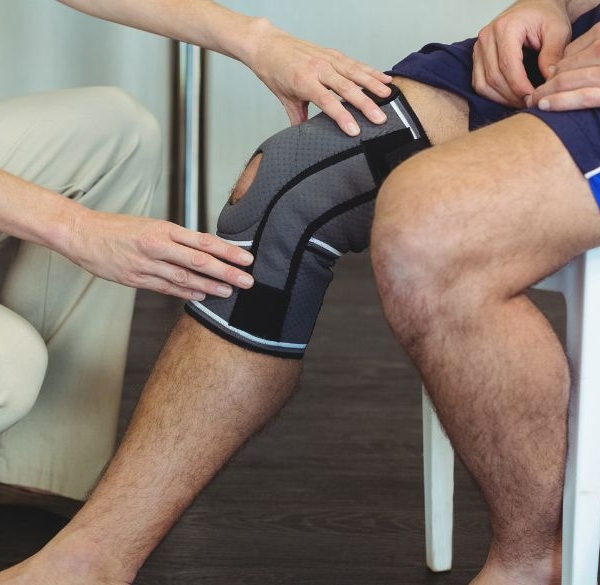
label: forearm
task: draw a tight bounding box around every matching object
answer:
[0,170,78,254]
[58,0,395,135]
[57,0,272,67]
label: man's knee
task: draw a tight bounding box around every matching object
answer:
[372,153,474,322]
[187,85,431,358]
[188,124,378,358]
[0,307,47,430]
[372,147,518,344]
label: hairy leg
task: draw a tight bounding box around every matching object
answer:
[0,318,300,584]
[372,113,600,584]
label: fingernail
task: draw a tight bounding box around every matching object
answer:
[524,94,532,107]
[548,65,557,76]
[217,285,232,298]
[192,292,206,301]
[346,122,360,136]
[238,274,254,287]
[371,109,387,124]
[539,98,550,111]
[241,251,254,264]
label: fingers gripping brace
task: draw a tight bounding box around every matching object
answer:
[185,85,430,358]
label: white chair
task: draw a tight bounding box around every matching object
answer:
[422,247,600,584]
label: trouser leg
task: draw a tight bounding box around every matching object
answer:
[0,86,162,499]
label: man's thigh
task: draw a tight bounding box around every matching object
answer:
[379,111,600,295]
[393,77,469,145]
[380,3,600,292]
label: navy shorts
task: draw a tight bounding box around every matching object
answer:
[388,6,600,207]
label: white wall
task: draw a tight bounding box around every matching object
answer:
[0,0,171,217]
[205,0,512,231]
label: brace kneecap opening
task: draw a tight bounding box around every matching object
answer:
[230,153,263,205]
[186,85,431,359]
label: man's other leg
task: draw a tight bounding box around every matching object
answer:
[372,113,600,584]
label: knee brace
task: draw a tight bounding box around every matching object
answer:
[185,85,430,358]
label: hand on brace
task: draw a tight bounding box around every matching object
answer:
[247,19,393,137]
[63,207,254,301]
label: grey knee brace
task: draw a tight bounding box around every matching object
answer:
[185,85,430,358]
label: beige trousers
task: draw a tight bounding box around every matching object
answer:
[0,86,162,500]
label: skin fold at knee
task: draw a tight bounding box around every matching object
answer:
[230,153,263,205]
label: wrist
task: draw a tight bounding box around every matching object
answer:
[40,194,88,261]
[238,16,279,72]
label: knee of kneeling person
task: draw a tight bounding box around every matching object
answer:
[94,87,162,213]
[0,309,48,430]
[78,87,161,149]
[86,87,162,174]
[108,87,161,172]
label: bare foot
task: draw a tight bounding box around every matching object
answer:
[0,530,134,585]
[472,544,561,585]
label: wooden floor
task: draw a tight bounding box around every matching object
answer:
[0,252,568,585]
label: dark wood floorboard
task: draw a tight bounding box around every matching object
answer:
[0,251,569,584]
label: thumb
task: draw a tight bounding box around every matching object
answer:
[538,25,569,78]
